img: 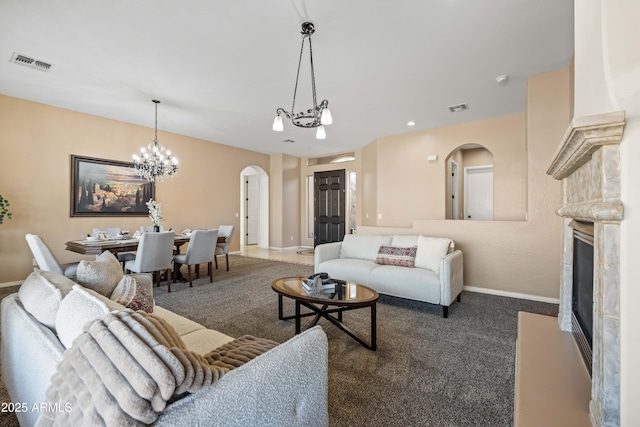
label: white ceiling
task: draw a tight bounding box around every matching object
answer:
[0,0,574,158]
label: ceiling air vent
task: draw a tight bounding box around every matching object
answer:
[281,139,295,144]
[448,103,469,113]
[9,52,54,72]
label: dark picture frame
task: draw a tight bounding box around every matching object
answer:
[70,155,155,217]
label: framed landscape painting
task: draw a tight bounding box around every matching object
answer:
[70,155,155,217]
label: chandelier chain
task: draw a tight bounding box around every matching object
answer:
[154,100,159,141]
[291,33,306,115]
[309,36,318,112]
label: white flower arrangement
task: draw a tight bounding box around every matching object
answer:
[146,198,163,227]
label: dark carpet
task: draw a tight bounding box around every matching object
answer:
[154,256,558,427]
[0,255,558,427]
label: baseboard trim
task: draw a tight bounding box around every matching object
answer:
[464,286,560,305]
[268,246,304,252]
[0,280,24,289]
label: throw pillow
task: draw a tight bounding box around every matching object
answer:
[110,275,154,313]
[76,251,124,297]
[55,285,125,349]
[375,245,417,267]
[18,269,75,330]
[415,236,453,272]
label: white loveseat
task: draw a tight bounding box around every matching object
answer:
[314,234,464,317]
[1,268,328,427]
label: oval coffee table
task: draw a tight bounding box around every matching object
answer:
[271,276,379,350]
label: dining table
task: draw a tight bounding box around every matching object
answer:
[65,234,226,256]
[65,234,226,282]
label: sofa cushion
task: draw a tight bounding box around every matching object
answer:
[415,236,452,272]
[370,265,441,304]
[180,329,235,355]
[76,251,124,297]
[152,306,205,337]
[110,274,154,313]
[318,258,379,286]
[391,235,419,248]
[18,270,75,330]
[55,285,125,349]
[340,235,393,261]
[375,245,417,267]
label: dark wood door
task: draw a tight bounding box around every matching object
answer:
[314,170,346,247]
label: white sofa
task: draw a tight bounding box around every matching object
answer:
[1,269,328,427]
[314,234,464,317]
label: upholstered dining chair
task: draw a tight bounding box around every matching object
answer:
[173,229,218,288]
[93,228,135,267]
[215,225,235,271]
[25,234,80,278]
[117,226,166,266]
[124,231,175,291]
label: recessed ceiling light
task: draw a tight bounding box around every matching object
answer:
[495,75,509,84]
[407,121,416,126]
[448,103,469,113]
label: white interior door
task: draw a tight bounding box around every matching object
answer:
[246,175,259,244]
[464,166,493,220]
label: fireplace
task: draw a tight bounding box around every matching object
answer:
[571,220,594,376]
[547,111,625,427]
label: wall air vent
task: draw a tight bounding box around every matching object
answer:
[448,103,469,113]
[9,52,54,72]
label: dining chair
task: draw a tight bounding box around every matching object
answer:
[215,225,235,271]
[173,229,218,288]
[93,227,135,267]
[123,231,175,291]
[25,234,80,278]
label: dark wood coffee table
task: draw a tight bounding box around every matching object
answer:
[271,277,379,350]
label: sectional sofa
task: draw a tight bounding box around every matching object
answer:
[314,234,464,317]
[1,262,328,426]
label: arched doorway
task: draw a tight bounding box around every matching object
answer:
[445,144,494,220]
[240,166,269,248]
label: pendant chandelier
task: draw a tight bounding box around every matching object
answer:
[272,22,332,140]
[132,100,178,182]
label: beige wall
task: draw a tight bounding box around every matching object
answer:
[356,67,571,299]
[373,113,527,225]
[462,147,493,167]
[0,95,269,282]
[574,1,640,424]
[269,155,284,249]
[361,141,378,227]
[282,154,301,249]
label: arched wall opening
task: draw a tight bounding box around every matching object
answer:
[445,144,495,220]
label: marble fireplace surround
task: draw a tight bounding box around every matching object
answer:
[547,111,625,427]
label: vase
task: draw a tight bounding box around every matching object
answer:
[153,225,160,232]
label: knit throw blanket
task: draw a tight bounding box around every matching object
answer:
[37,309,278,426]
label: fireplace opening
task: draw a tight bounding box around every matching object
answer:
[571,220,594,376]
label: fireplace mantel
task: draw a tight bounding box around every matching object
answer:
[547,110,625,427]
[547,111,625,181]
